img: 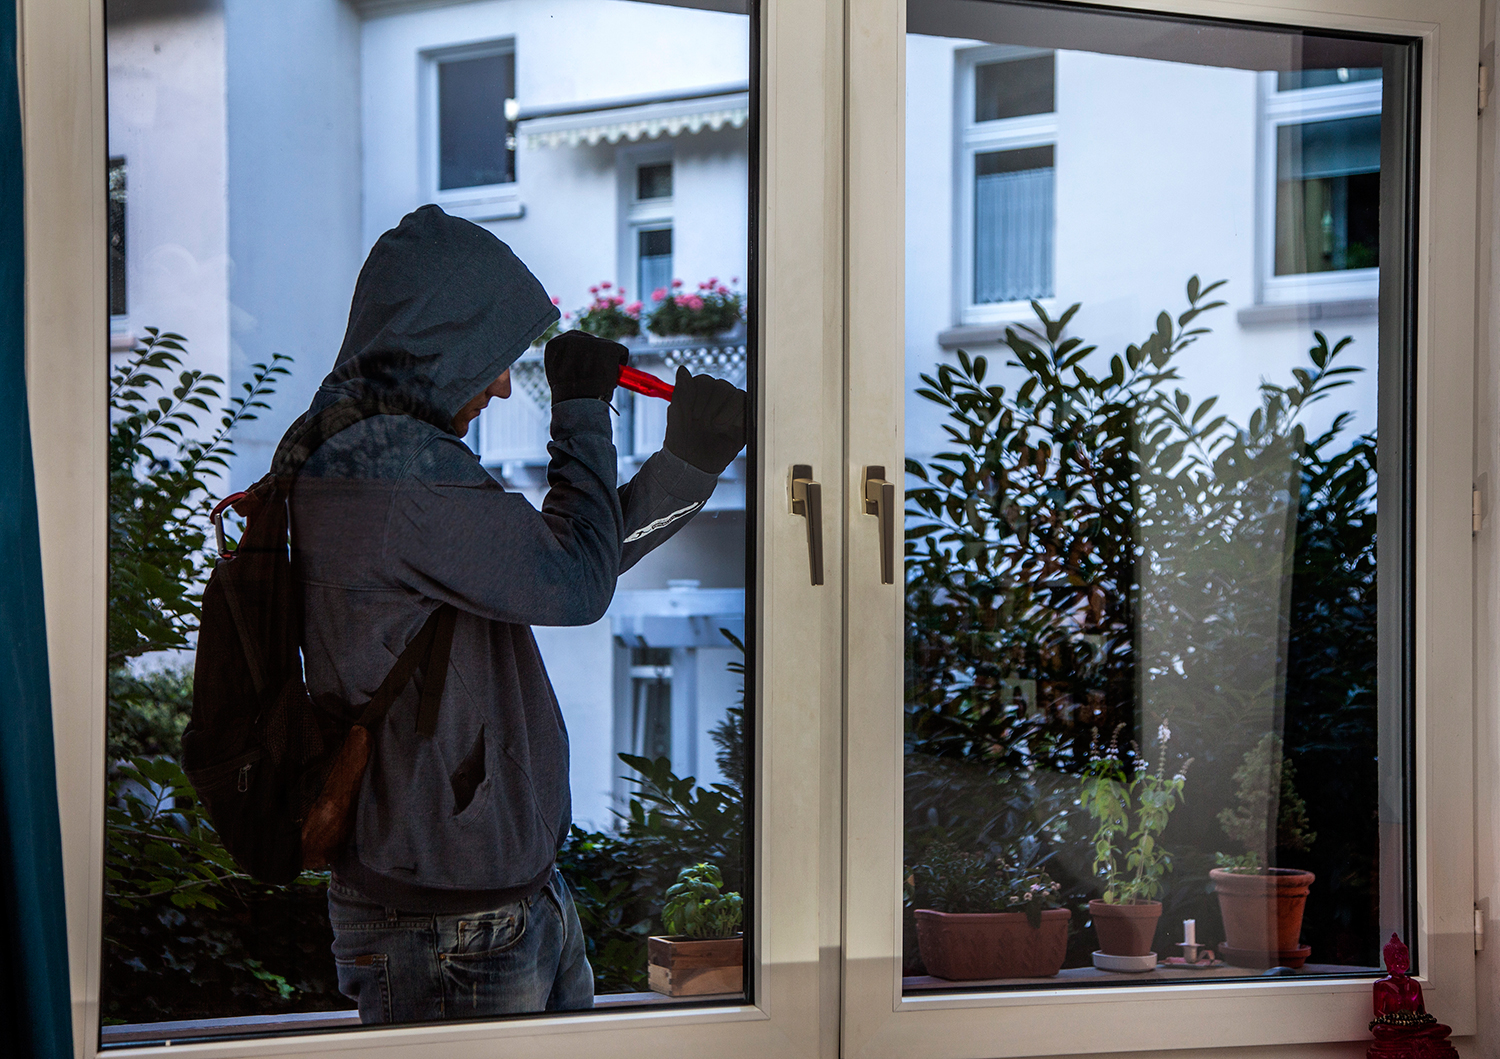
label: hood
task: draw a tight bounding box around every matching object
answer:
[319,205,559,433]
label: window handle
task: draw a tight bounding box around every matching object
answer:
[863,466,895,585]
[790,465,824,586]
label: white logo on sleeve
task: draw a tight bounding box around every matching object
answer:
[624,502,703,543]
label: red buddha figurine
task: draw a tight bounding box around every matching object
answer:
[1367,934,1457,1058]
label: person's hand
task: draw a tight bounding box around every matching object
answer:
[545,329,628,403]
[663,366,747,475]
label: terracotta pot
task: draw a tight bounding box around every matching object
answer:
[647,935,744,997]
[1211,868,1314,955]
[914,908,1072,980]
[1088,899,1162,957]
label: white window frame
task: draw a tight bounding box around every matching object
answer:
[27,0,844,1057]
[1257,70,1384,307]
[845,0,1479,1055]
[954,45,1058,327]
[421,38,524,223]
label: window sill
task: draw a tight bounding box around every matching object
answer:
[435,187,525,223]
[100,991,742,1046]
[937,323,1018,349]
[1235,297,1378,327]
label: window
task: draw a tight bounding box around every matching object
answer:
[638,226,674,301]
[958,49,1056,324]
[638,161,674,200]
[437,50,516,190]
[628,647,674,761]
[1258,67,1382,306]
[107,157,125,317]
[1274,115,1381,275]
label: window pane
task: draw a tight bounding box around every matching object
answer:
[638,162,674,200]
[103,0,751,1039]
[639,227,674,299]
[1278,66,1383,91]
[908,0,1411,994]
[108,157,126,316]
[973,147,1054,303]
[975,54,1055,121]
[438,52,515,190]
[1275,116,1381,274]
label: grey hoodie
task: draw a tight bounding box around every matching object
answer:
[289,206,719,911]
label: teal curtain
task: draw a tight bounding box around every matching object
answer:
[0,0,76,1054]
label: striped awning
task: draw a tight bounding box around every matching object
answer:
[518,87,749,150]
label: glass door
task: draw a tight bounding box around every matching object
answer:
[844,0,1479,1054]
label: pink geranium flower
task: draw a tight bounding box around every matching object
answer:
[626,301,643,314]
[671,279,683,288]
[652,287,667,302]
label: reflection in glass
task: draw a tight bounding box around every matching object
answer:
[906,0,1409,992]
[438,51,516,190]
[102,0,750,1039]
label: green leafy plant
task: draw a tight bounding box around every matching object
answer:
[1215,733,1317,872]
[662,863,743,939]
[1079,724,1190,905]
[908,840,1062,928]
[103,332,348,1023]
[646,278,743,338]
[109,329,288,665]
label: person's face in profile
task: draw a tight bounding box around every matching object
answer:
[452,370,512,435]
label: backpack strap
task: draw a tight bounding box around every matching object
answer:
[355,603,458,735]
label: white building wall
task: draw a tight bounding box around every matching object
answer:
[905,41,1380,468]
[359,0,749,311]
[106,0,231,450]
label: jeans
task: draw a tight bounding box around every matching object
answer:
[327,868,595,1024]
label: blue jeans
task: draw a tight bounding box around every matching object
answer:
[327,869,595,1024]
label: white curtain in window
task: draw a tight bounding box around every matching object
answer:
[974,166,1055,304]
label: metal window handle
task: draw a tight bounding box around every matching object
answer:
[790,464,824,586]
[863,466,895,585]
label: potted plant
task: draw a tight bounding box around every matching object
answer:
[646,278,743,340]
[648,862,745,997]
[909,842,1070,980]
[1080,724,1190,970]
[1211,733,1317,968]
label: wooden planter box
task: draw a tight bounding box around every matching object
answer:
[914,908,1072,979]
[647,935,744,997]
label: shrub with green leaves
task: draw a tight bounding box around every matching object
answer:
[662,863,743,939]
[1215,733,1317,873]
[907,840,1062,928]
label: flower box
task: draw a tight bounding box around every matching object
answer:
[914,907,1071,980]
[647,934,744,997]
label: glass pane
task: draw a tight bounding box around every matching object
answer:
[1275,116,1382,274]
[906,0,1412,993]
[103,0,751,1040]
[638,162,674,200]
[639,226,675,300]
[438,52,515,190]
[975,53,1055,121]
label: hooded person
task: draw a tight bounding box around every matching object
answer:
[286,205,747,1023]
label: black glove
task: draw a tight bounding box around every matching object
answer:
[545,329,628,404]
[663,366,748,475]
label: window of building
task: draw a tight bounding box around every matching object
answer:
[1258,67,1382,306]
[1274,115,1381,275]
[638,226,674,302]
[437,49,516,190]
[958,49,1057,324]
[107,157,125,317]
[629,647,674,761]
[638,161,673,200]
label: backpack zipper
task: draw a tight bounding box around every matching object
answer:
[238,763,252,792]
